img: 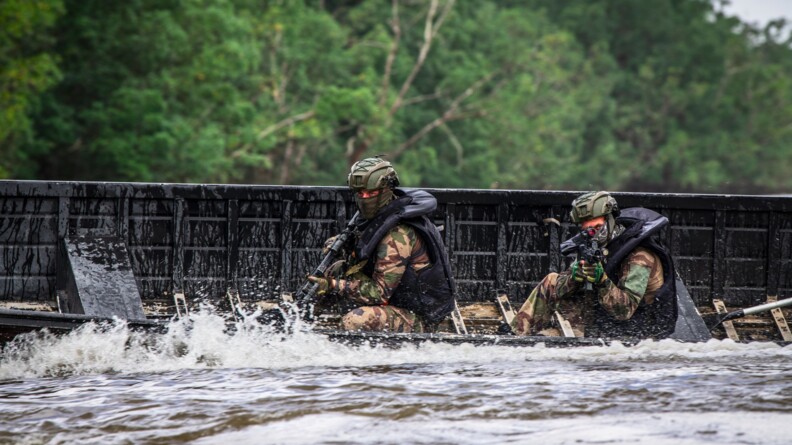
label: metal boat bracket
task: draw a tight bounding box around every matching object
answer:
[227,287,243,321]
[554,311,577,338]
[495,291,516,325]
[173,292,189,319]
[450,300,468,335]
[767,295,792,341]
[713,299,739,341]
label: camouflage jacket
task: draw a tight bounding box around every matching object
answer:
[335,224,431,306]
[557,246,664,320]
[599,247,664,319]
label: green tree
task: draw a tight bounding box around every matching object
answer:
[266,0,609,188]
[0,0,64,178]
[10,0,792,193]
[31,0,269,182]
[525,0,792,192]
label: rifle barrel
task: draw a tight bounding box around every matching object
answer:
[295,211,361,311]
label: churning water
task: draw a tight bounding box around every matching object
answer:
[1,309,791,445]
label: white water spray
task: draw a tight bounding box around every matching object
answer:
[1,305,790,380]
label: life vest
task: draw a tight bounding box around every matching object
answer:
[562,207,678,339]
[352,189,456,324]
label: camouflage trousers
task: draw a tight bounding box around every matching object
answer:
[341,305,424,333]
[510,272,586,336]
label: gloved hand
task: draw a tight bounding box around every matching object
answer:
[571,260,585,283]
[579,260,607,285]
[322,235,339,254]
[307,275,334,296]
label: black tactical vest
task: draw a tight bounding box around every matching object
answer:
[352,189,456,324]
[562,208,678,339]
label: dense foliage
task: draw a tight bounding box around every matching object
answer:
[3,0,791,192]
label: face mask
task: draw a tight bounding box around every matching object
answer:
[354,188,393,220]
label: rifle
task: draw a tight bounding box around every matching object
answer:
[576,233,604,292]
[295,211,361,318]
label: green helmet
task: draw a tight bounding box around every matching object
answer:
[347,157,400,219]
[570,191,620,244]
[569,191,619,224]
[347,157,400,191]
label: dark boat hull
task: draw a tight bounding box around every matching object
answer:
[0,308,167,345]
[0,307,622,349]
[2,307,789,350]
[0,180,790,345]
[315,329,630,348]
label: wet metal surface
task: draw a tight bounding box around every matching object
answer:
[1,181,790,311]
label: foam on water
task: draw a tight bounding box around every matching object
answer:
[1,306,791,380]
[191,412,792,445]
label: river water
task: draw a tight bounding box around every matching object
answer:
[1,310,791,445]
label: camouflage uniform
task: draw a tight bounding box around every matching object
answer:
[316,157,453,332]
[512,247,664,336]
[335,224,430,333]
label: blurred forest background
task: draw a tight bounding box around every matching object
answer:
[2,0,791,192]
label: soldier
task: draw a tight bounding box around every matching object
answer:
[307,157,456,333]
[510,191,678,339]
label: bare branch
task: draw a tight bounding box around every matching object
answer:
[431,0,455,39]
[333,123,358,135]
[348,127,370,165]
[448,71,496,109]
[277,63,291,114]
[352,0,457,165]
[392,110,485,158]
[345,136,357,158]
[255,110,316,141]
[392,71,496,158]
[440,123,464,167]
[269,28,285,110]
[294,143,308,173]
[231,110,316,159]
[280,138,295,184]
[380,0,401,107]
[390,0,446,116]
